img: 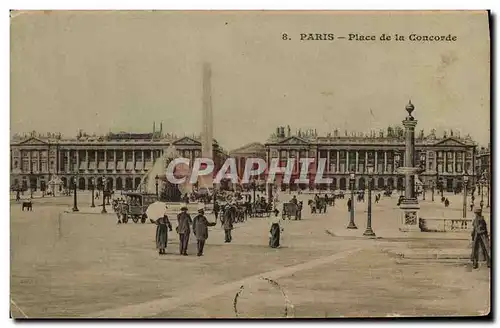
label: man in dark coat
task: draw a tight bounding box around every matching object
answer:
[177,206,192,256]
[152,205,173,255]
[471,207,490,269]
[221,204,235,243]
[213,201,220,220]
[192,208,217,256]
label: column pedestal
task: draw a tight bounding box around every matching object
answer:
[399,198,421,232]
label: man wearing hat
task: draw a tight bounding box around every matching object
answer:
[177,206,193,256]
[221,203,235,243]
[192,208,217,256]
[471,207,490,269]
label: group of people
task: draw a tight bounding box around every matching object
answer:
[152,205,218,257]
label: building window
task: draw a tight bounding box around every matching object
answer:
[14,160,18,169]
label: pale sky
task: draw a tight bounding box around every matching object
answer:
[10,11,490,150]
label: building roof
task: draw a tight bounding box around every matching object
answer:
[266,135,476,147]
[229,142,266,156]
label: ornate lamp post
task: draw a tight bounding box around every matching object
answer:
[347,172,357,229]
[397,101,420,232]
[479,172,486,210]
[394,153,401,195]
[101,175,107,214]
[72,174,79,212]
[419,153,426,200]
[90,177,95,208]
[363,167,376,237]
[155,174,159,199]
[462,172,469,218]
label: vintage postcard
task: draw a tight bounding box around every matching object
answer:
[10,10,490,318]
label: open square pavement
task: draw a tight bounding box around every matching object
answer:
[10,191,490,318]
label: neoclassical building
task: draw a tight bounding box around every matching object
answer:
[10,131,227,192]
[229,142,267,179]
[475,143,491,179]
[265,126,478,192]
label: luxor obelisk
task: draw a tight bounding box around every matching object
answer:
[200,62,214,190]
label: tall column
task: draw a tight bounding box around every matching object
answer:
[28,150,32,172]
[95,150,98,172]
[384,151,387,173]
[336,151,340,173]
[104,150,107,171]
[403,105,417,201]
[355,151,359,173]
[67,150,70,172]
[132,151,136,172]
[326,150,330,173]
[38,150,42,173]
[375,151,378,173]
[365,151,368,173]
[151,150,154,163]
[399,100,420,233]
[113,150,117,173]
[346,151,350,172]
[123,150,126,172]
[142,150,145,171]
[76,150,79,172]
[444,152,447,173]
[453,151,456,174]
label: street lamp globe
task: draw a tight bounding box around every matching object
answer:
[349,172,355,181]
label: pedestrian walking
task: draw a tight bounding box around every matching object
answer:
[213,201,220,221]
[176,206,192,256]
[152,205,173,255]
[269,209,282,248]
[192,208,217,256]
[444,198,450,207]
[221,204,235,243]
[471,207,490,269]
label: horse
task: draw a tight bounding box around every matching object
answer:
[282,202,300,220]
[21,201,32,211]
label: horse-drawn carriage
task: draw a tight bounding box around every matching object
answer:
[115,192,158,223]
[249,201,272,218]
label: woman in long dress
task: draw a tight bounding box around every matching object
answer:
[153,211,172,255]
[269,209,282,248]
